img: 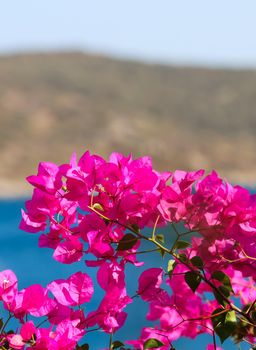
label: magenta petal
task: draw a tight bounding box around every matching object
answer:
[53,239,83,264]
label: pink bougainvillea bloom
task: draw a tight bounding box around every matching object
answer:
[7,334,24,349]
[15,151,256,349]
[20,321,37,341]
[137,268,163,301]
[22,284,45,312]
[53,238,83,264]
[47,271,93,306]
[86,286,132,333]
[47,301,71,325]
[0,269,18,303]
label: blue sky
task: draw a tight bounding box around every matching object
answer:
[1,0,256,67]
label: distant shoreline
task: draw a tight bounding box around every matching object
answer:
[0,179,31,199]
[1,52,256,192]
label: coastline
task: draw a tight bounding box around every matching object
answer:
[0,179,31,199]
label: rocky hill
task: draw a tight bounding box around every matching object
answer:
[1,52,256,196]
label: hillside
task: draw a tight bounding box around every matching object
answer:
[1,52,256,196]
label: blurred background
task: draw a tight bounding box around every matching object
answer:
[0,1,256,349]
[1,0,256,196]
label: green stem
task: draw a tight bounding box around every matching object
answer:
[109,332,113,350]
[245,298,256,315]
[0,313,12,336]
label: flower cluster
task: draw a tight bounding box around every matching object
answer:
[0,151,255,349]
[0,269,92,349]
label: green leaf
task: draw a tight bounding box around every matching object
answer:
[190,256,204,269]
[211,271,233,305]
[177,253,188,263]
[156,234,165,243]
[173,240,190,250]
[117,234,138,251]
[225,310,236,324]
[130,224,140,234]
[167,259,177,278]
[219,285,231,298]
[211,270,226,281]
[213,287,229,306]
[143,338,164,349]
[184,271,201,292]
[211,271,233,292]
[111,340,124,349]
[159,248,166,258]
[211,309,237,343]
[251,310,256,322]
[92,203,104,212]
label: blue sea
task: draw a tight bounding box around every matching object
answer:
[0,199,250,349]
